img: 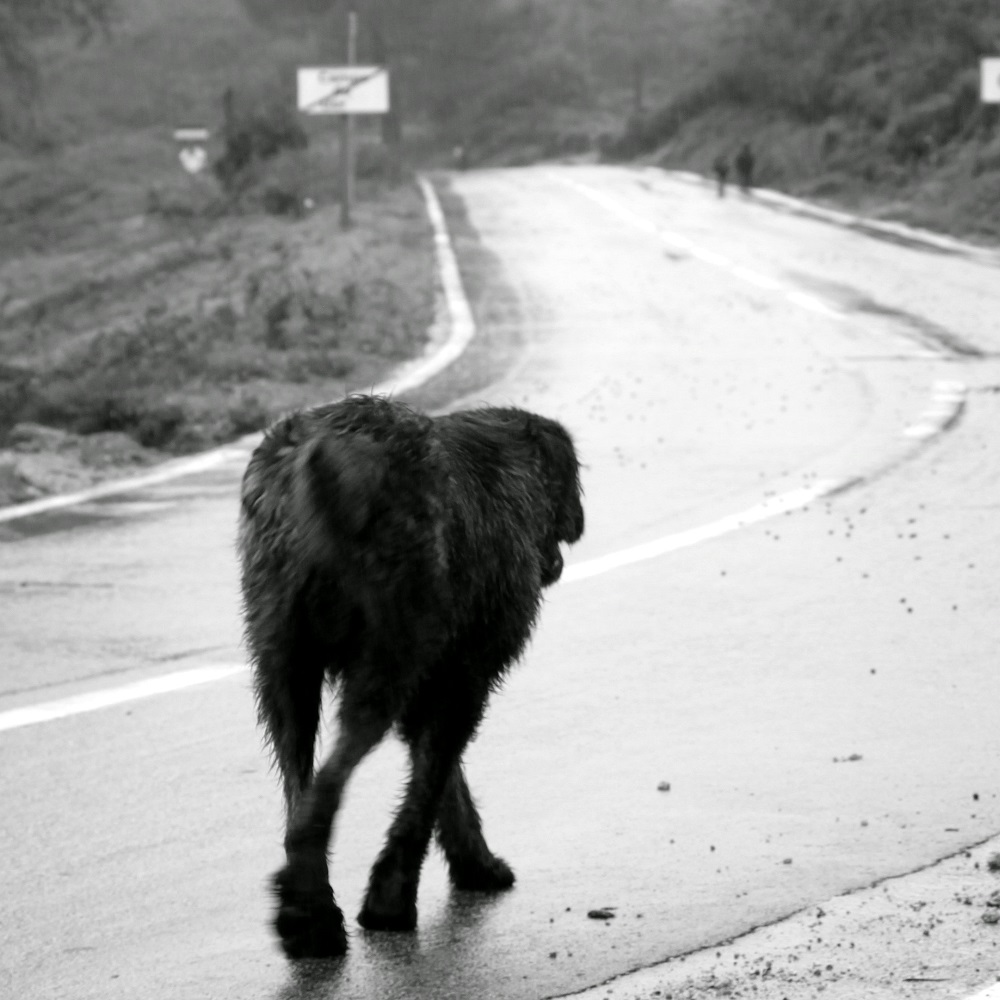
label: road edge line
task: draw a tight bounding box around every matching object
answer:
[0,481,839,733]
[0,664,247,733]
[562,481,838,583]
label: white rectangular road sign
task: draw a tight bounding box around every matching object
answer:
[297,66,389,115]
[173,127,210,143]
[982,58,1000,102]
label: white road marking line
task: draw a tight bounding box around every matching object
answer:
[730,266,785,291]
[0,447,250,524]
[553,174,660,236]
[0,664,246,733]
[690,246,732,267]
[658,230,693,251]
[903,423,939,439]
[555,175,953,370]
[966,983,1000,1000]
[379,178,476,396]
[0,176,473,525]
[935,380,968,399]
[561,481,837,584]
[902,380,966,439]
[554,174,856,323]
[1,482,837,733]
[782,289,846,319]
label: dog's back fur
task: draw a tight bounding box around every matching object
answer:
[238,394,583,958]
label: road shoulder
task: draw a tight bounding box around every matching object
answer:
[560,835,1000,1000]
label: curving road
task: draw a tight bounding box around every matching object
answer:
[2,165,1000,1000]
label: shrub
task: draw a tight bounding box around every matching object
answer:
[213,87,308,196]
[227,394,270,436]
[135,403,186,449]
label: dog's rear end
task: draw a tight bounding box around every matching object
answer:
[239,399,446,819]
[238,394,584,958]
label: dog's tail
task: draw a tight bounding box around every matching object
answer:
[289,431,387,560]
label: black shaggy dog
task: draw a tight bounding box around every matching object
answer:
[238,394,584,959]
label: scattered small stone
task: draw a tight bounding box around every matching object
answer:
[657,781,671,792]
[987,853,1000,873]
[983,911,1000,925]
[588,908,616,920]
[833,754,863,763]
[782,858,793,865]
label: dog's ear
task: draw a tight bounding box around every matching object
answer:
[527,415,584,544]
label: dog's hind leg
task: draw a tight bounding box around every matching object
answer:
[435,763,515,892]
[252,628,326,824]
[358,676,490,932]
[274,681,392,959]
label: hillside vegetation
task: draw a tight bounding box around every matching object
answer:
[608,0,1000,237]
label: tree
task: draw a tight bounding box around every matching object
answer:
[564,0,675,114]
[0,0,117,136]
[620,0,668,113]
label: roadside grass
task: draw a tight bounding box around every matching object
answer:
[1,179,436,459]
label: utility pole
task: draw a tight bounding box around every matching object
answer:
[340,10,358,229]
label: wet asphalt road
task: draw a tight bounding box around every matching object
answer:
[2,165,1000,1000]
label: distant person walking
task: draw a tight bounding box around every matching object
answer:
[712,154,730,197]
[735,142,755,194]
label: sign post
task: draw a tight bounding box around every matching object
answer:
[981,58,1000,103]
[341,12,357,229]
[296,14,391,229]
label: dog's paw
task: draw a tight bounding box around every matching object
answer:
[273,865,348,959]
[449,853,516,893]
[357,900,418,932]
[357,868,418,932]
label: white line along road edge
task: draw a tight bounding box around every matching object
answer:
[560,480,838,583]
[967,984,1000,1000]
[551,172,881,329]
[0,176,471,526]
[0,664,245,734]
[0,478,839,733]
[383,177,476,396]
